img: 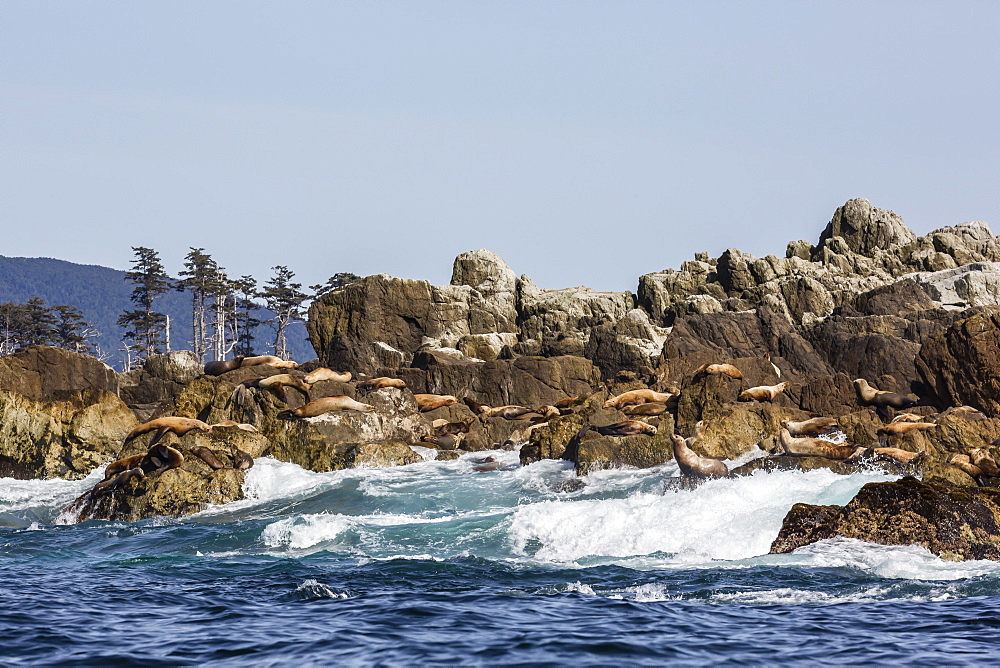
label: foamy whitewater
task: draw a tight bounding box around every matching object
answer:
[3,450,1000,664]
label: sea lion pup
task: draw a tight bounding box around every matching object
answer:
[969,448,1000,477]
[103,453,146,480]
[738,382,789,402]
[694,363,743,380]
[232,448,254,470]
[302,367,352,384]
[123,417,211,448]
[277,395,375,419]
[877,422,937,437]
[583,420,658,437]
[604,389,675,409]
[413,394,458,412]
[670,434,728,479]
[241,355,298,370]
[189,445,227,471]
[778,429,865,460]
[853,379,919,419]
[782,417,838,437]
[204,356,244,376]
[142,443,185,473]
[623,402,668,416]
[356,377,407,396]
[92,467,145,496]
[871,447,924,465]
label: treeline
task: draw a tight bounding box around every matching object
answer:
[0,297,98,356]
[119,246,359,369]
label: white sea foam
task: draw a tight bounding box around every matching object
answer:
[508,468,897,564]
[261,513,355,550]
[295,579,351,599]
[0,468,103,514]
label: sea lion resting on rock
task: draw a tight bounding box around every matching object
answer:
[738,382,789,402]
[204,356,245,376]
[421,433,461,450]
[969,448,1000,476]
[890,413,926,424]
[210,420,259,433]
[779,429,865,460]
[623,402,668,416]
[103,453,146,480]
[853,379,918,419]
[232,373,313,405]
[695,363,743,380]
[582,420,657,437]
[782,417,838,437]
[877,422,937,436]
[356,377,407,395]
[432,418,474,436]
[241,355,298,369]
[670,433,728,479]
[123,417,211,448]
[277,395,374,419]
[480,405,541,420]
[413,394,458,412]
[604,389,675,409]
[302,367,352,384]
[871,447,924,466]
[91,467,145,496]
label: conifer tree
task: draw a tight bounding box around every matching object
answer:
[259,265,308,360]
[177,248,219,363]
[118,246,172,365]
[232,275,261,357]
[21,296,57,347]
[310,272,361,298]
[51,304,96,354]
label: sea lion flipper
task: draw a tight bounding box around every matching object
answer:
[147,426,172,448]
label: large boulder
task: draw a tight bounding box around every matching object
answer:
[917,308,1000,416]
[814,198,916,259]
[0,346,119,400]
[770,476,1000,562]
[119,350,203,407]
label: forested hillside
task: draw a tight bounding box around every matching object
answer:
[0,256,314,368]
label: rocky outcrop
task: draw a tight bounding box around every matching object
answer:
[770,476,1000,562]
[917,309,1000,415]
[0,346,118,400]
[119,350,203,412]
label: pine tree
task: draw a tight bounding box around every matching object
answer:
[232,275,261,357]
[118,246,172,365]
[310,272,361,298]
[21,296,57,347]
[177,248,219,363]
[259,266,308,359]
[51,304,96,354]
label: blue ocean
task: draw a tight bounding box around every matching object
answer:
[3,449,1000,665]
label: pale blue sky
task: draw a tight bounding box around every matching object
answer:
[2,1,997,292]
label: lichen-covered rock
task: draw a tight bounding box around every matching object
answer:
[119,350,202,406]
[0,388,139,480]
[769,476,1000,562]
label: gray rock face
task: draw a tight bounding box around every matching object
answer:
[815,198,916,258]
[910,262,1000,310]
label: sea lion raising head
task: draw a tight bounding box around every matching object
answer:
[670,433,728,479]
[853,379,919,419]
[355,377,407,396]
[738,382,789,402]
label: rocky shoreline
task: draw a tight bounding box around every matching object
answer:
[6,197,1000,561]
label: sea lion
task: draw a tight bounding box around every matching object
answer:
[670,433,728,479]
[257,373,313,402]
[421,434,461,450]
[210,420,260,433]
[969,448,1000,476]
[604,389,675,409]
[242,355,298,369]
[123,417,211,448]
[204,356,244,376]
[949,455,985,484]
[189,445,227,470]
[463,397,489,414]
[103,453,145,480]
[738,382,789,402]
[778,429,865,460]
[782,417,838,437]
[695,363,743,380]
[141,443,185,473]
[277,395,374,419]
[871,447,924,465]
[413,394,458,412]
[302,368,352,384]
[481,405,537,420]
[233,448,255,470]
[889,413,926,424]
[853,379,919,419]
[583,420,658,437]
[472,456,503,472]
[433,418,474,436]
[623,402,668,416]
[535,405,562,420]
[877,422,937,437]
[91,467,145,496]
[553,396,582,408]
[356,377,407,395]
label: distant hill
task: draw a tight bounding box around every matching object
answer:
[0,256,315,369]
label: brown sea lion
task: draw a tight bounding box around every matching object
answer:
[257,373,313,402]
[604,389,675,409]
[553,396,582,409]
[782,417,838,437]
[210,420,260,433]
[302,368,352,384]
[949,454,985,484]
[92,467,145,496]
[433,418,474,436]
[204,356,244,376]
[277,395,374,419]
[778,429,865,460]
[356,377,407,395]
[482,405,536,420]
[877,422,937,437]
[472,456,503,473]
[463,397,490,414]
[969,448,1000,476]
[414,394,458,412]
[123,417,211,448]
[738,382,789,402]
[189,445,227,470]
[889,413,926,424]
[141,443,185,473]
[583,420,657,437]
[871,447,924,465]
[853,379,918,419]
[233,448,255,470]
[535,405,562,420]
[242,355,298,369]
[670,433,728,479]
[421,434,461,450]
[623,402,668,416]
[103,453,145,480]
[695,363,743,380]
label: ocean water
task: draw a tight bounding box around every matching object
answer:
[3,449,1000,665]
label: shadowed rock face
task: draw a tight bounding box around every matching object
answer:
[770,476,1000,562]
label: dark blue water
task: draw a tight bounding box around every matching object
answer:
[3,452,1000,665]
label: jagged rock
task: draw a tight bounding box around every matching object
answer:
[119,350,202,406]
[565,426,675,476]
[917,308,1000,415]
[0,346,119,401]
[584,309,668,378]
[911,262,1000,311]
[517,281,635,357]
[451,249,518,295]
[0,388,139,480]
[815,198,916,259]
[769,476,1000,562]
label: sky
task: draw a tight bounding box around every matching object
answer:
[1,1,998,293]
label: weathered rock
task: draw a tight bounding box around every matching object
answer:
[815,198,916,259]
[0,346,119,401]
[770,476,1000,561]
[0,388,139,480]
[119,350,202,407]
[917,308,1000,415]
